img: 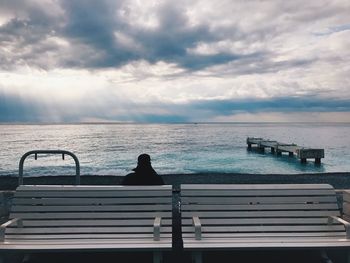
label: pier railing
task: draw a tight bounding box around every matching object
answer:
[18,150,80,185]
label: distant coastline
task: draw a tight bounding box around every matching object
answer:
[1,121,350,125]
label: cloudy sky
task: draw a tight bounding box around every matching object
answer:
[0,0,349,122]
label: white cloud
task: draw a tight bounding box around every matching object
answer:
[0,0,349,122]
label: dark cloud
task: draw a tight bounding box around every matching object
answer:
[0,0,267,71]
[1,91,349,123]
[191,97,350,116]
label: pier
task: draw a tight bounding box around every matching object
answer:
[246,137,324,164]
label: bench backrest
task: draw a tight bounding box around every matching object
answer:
[7,185,172,241]
[181,184,345,239]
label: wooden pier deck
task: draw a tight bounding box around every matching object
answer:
[246,137,324,164]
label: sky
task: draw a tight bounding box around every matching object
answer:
[0,0,350,123]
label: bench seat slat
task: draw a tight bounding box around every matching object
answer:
[18,219,173,227]
[181,196,337,204]
[17,185,172,191]
[182,210,340,218]
[181,184,333,190]
[181,203,338,211]
[11,211,172,219]
[182,232,346,238]
[6,226,172,234]
[5,234,172,240]
[1,242,172,250]
[12,204,171,212]
[13,197,172,205]
[182,189,335,196]
[14,192,172,198]
[181,225,345,233]
[182,218,341,225]
[184,241,350,249]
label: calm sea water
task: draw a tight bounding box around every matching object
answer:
[0,123,349,177]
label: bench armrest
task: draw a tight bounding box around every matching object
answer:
[153,216,162,241]
[192,216,202,240]
[0,218,22,242]
[328,216,350,238]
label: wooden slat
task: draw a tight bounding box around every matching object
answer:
[18,219,173,227]
[0,242,172,250]
[6,226,172,234]
[182,218,341,225]
[13,197,172,205]
[17,185,172,191]
[184,238,350,250]
[182,232,346,238]
[11,204,171,212]
[182,189,335,196]
[11,211,172,220]
[14,191,172,198]
[181,184,334,190]
[181,196,337,204]
[182,210,340,218]
[181,203,338,211]
[6,235,171,240]
[181,225,345,233]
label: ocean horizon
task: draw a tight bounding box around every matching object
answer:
[0,122,349,177]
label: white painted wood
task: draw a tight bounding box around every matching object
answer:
[182,232,346,238]
[1,185,173,256]
[181,184,350,254]
[17,185,172,191]
[13,197,172,205]
[181,196,337,204]
[20,219,172,227]
[181,184,333,190]
[181,203,338,211]
[182,210,340,218]
[11,211,172,219]
[12,204,172,212]
[5,233,172,240]
[182,218,341,225]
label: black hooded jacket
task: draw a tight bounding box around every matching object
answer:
[122,154,164,185]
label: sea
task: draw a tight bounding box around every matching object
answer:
[0,123,349,177]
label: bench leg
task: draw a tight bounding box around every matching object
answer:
[192,252,202,263]
[153,251,163,263]
[320,250,333,263]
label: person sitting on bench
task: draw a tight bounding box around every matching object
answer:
[122,154,164,185]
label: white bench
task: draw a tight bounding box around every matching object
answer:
[0,185,173,263]
[181,184,350,263]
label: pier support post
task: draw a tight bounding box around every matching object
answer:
[247,144,252,150]
[259,147,265,153]
[271,147,275,154]
[315,158,321,164]
[289,152,294,157]
[276,151,282,156]
[300,158,307,164]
